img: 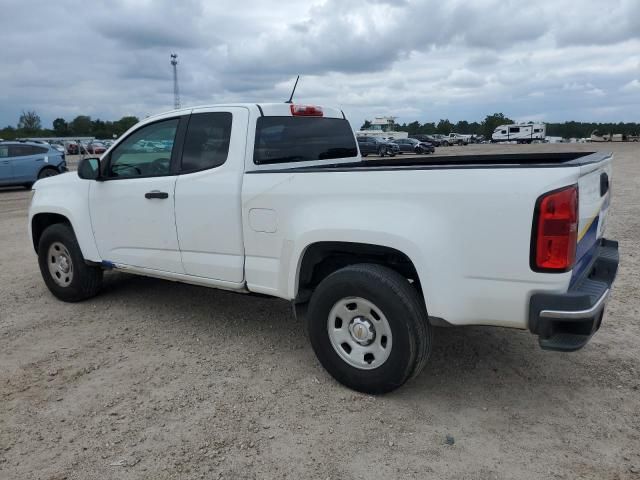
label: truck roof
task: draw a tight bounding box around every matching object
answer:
[145,103,344,121]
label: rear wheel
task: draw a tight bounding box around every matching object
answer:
[378,147,386,157]
[442,141,450,147]
[37,224,103,302]
[457,140,464,146]
[38,167,59,180]
[306,264,431,394]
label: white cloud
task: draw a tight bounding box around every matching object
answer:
[621,79,640,92]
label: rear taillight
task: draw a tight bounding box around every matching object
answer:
[290,104,323,116]
[531,185,578,272]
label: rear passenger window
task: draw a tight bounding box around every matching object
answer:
[27,146,47,155]
[8,145,31,157]
[0,146,8,158]
[181,112,232,172]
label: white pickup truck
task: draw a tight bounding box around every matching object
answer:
[28,103,619,393]
[442,133,472,146]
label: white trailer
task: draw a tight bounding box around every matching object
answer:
[492,123,546,143]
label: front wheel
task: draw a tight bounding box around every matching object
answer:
[38,224,103,302]
[306,264,432,394]
[38,167,60,180]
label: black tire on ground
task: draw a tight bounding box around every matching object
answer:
[457,140,463,146]
[38,167,60,180]
[388,151,396,157]
[306,263,432,394]
[37,223,103,302]
[378,147,386,157]
[442,141,449,147]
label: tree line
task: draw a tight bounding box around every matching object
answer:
[3,110,638,142]
[0,110,140,140]
[361,113,640,139]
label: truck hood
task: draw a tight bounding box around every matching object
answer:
[33,171,78,190]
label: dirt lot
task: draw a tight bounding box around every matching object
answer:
[1,143,639,480]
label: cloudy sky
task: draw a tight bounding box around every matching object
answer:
[1,0,639,130]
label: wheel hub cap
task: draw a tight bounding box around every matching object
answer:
[349,316,375,345]
[47,242,74,287]
[58,256,70,273]
[327,297,393,370]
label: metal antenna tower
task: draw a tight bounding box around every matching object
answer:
[170,53,180,109]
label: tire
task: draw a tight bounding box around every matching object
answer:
[378,147,386,157]
[388,151,396,157]
[442,141,450,147]
[457,140,463,146]
[361,153,368,157]
[37,223,103,302]
[38,167,60,180]
[306,263,432,394]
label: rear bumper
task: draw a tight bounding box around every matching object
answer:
[529,238,619,351]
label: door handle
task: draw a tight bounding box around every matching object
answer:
[145,190,169,199]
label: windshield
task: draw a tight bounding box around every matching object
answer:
[254,117,358,164]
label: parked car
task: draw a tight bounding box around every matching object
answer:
[0,141,67,188]
[28,103,618,394]
[86,142,107,154]
[410,134,445,147]
[392,138,434,154]
[49,142,66,154]
[357,136,399,157]
[65,142,87,155]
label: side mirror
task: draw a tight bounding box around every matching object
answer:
[77,157,101,180]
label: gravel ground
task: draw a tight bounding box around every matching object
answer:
[1,143,639,480]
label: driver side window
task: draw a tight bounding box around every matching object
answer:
[107,118,179,178]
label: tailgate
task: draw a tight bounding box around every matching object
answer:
[573,153,613,284]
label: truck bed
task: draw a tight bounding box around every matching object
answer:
[249,152,608,173]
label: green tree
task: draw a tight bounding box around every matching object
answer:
[481,113,514,139]
[52,118,68,136]
[360,120,372,130]
[18,110,42,134]
[436,119,453,135]
[69,115,92,135]
[113,116,139,137]
[454,120,470,133]
[0,125,17,140]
